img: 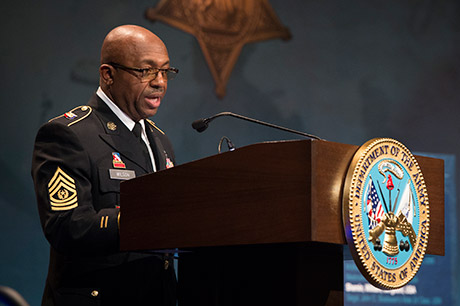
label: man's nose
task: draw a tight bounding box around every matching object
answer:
[149,71,167,86]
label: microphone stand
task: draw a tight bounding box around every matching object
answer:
[192,112,322,140]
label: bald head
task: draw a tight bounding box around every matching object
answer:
[101,25,168,65]
[98,25,172,121]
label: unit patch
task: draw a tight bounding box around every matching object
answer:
[343,138,430,289]
[112,152,126,168]
[165,157,174,169]
[48,167,78,211]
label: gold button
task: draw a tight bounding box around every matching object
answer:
[91,290,99,297]
[81,106,88,111]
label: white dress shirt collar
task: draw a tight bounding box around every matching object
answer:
[96,86,147,132]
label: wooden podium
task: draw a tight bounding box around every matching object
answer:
[119,140,444,306]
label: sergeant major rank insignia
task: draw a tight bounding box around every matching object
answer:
[343,138,430,289]
[48,167,78,211]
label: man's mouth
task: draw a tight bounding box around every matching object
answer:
[145,94,161,108]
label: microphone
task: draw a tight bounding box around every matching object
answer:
[191,112,322,140]
[218,136,236,153]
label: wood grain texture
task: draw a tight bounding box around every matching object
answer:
[119,139,444,255]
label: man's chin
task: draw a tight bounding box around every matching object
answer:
[143,108,158,118]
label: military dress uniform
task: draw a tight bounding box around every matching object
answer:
[31,93,176,306]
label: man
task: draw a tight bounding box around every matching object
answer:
[31,25,178,306]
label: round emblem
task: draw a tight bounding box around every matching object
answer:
[107,121,117,131]
[343,138,430,289]
[57,188,69,200]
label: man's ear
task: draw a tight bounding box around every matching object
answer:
[100,64,114,85]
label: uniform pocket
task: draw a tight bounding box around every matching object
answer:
[97,167,121,193]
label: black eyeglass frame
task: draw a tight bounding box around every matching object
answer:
[108,62,179,82]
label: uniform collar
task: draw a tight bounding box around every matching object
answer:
[96,87,145,132]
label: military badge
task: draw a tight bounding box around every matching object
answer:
[165,157,174,169]
[48,167,78,211]
[64,111,77,119]
[107,121,117,131]
[112,152,126,169]
[343,138,429,289]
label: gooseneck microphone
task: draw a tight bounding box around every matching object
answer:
[191,112,322,140]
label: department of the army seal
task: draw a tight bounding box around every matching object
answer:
[343,138,430,289]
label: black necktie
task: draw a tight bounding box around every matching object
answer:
[132,122,153,172]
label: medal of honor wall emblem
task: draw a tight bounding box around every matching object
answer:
[343,138,430,289]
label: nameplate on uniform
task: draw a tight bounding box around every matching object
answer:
[109,169,136,180]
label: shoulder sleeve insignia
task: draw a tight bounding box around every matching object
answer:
[49,106,92,127]
[48,167,78,211]
[146,119,165,135]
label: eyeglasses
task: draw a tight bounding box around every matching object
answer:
[109,62,179,82]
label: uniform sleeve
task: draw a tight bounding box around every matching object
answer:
[31,121,120,256]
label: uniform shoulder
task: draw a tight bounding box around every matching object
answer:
[146,119,165,135]
[48,105,93,127]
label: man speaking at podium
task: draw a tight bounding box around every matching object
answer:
[31,25,177,306]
